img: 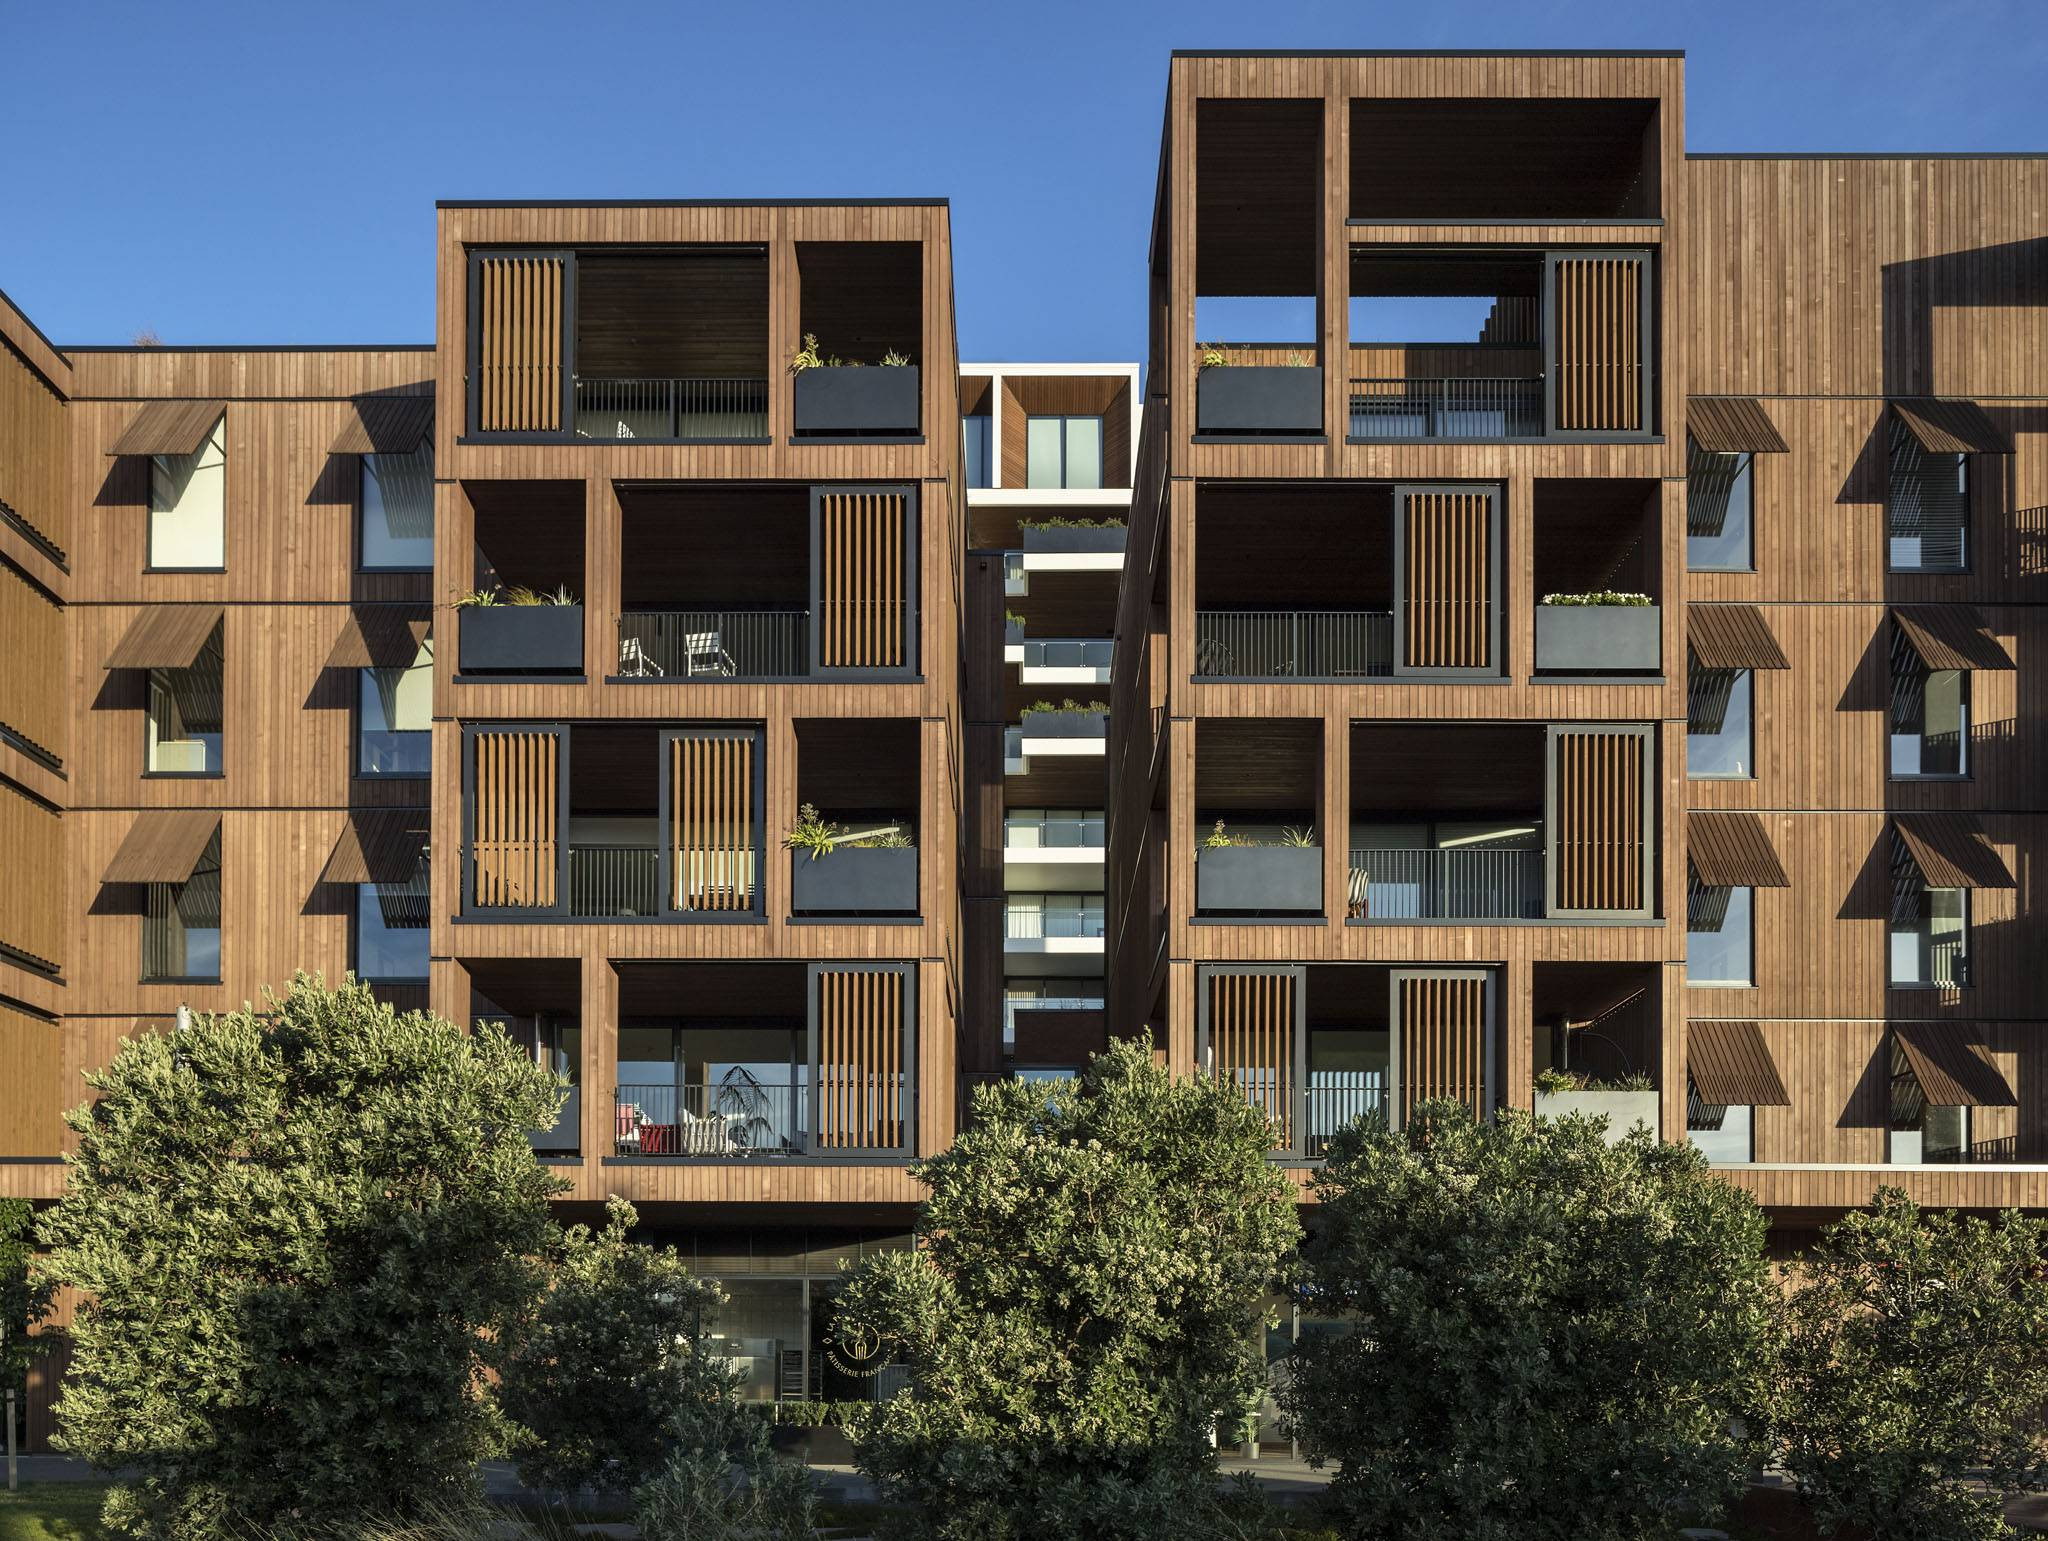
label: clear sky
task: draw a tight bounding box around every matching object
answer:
[4,0,2044,361]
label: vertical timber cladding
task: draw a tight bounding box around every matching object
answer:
[1396,485,1498,673]
[1199,966,1301,1151]
[665,727,761,913]
[474,253,566,433]
[813,486,914,672]
[1546,725,1655,917]
[0,779,62,970]
[0,1000,63,1157]
[1551,253,1647,433]
[812,963,913,1151]
[467,726,562,910]
[1394,970,1494,1124]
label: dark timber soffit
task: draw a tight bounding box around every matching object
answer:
[1892,606,2015,672]
[1687,397,1788,454]
[1689,606,1789,671]
[1891,398,2012,455]
[1687,1021,1790,1107]
[104,605,225,670]
[331,395,434,455]
[103,810,221,884]
[324,606,431,671]
[321,810,430,886]
[107,399,224,456]
[1688,811,1790,888]
[1894,1024,2016,1109]
[1894,814,2016,891]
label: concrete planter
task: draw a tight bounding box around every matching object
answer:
[1022,524,1128,554]
[793,366,920,434]
[458,605,584,674]
[1197,845,1323,914]
[1196,366,1324,435]
[1533,1088,1660,1143]
[790,847,918,916]
[1535,604,1661,672]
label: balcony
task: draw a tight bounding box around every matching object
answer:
[1005,895,1106,972]
[616,1077,802,1157]
[1005,707,1108,775]
[1007,636,1113,688]
[1346,845,1543,922]
[1003,808,1106,892]
[1196,719,1325,919]
[1196,610,1392,679]
[1531,481,1664,678]
[1348,376,1543,440]
[460,481,587,677]
[618,610,809,678]
[467,961,583,1155]
[574,376,769,442]
[791,241,924,438]
[1532,964,1663,1144]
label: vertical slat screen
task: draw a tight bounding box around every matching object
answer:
[0,781,62,970]
[476,256,564,433]
[0,560,65,762]
[1554,255,1643,432]
[668,730,757,912]
[817,489,908,670]
[1398,975,1489,1124]
[0,1000,63,1157]
[815,966,905,1150]
[1208,970,1295,1150]
[1553,729,1646,912]
[470,730,558,908]
[1401,489,1492,670]
[0,338,68,553]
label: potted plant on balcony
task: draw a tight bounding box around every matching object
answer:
[1531,1068,1661,1143]
[785,803,918,917]
[1004,611,1027,646]
[1019,515,1128,556]
[1195,343,1323,436]
[455,583,584,673]
[1196,822,1323,915]
[1534,590,1661,673]
[790,334,921,435]
[1019,698,1110,739]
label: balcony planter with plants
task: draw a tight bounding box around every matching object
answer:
[790,337,920,434]
[456,586,584,674]
[1534,591,1661,672]
[1004,615,1026,646]
[1195,349,1323,435]
[785,806,918,916]
[1019,700,1109,738]
[1531,1071,1661,1144]
[1195,824,1323,914]
[1021,519,1128,555]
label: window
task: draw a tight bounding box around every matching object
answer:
[479,1010,582,1153]
[143,830,221,982]
[1686,880,1753,986]
[1687,1097,1753,1164]
[359,636,433,776]
[1889,1044,1970,1163]
[962,414,992,489]
[1686,440,1753,570]
[354,858,428,981]
[1026,415,1103,490]
[360,443,435,569]
[148,415,226,569]
[145,622,224,775]
[1890,861,1968,988]
[1890,630,1969,778]
[1687,668,1752,779]
[1887,418,1967,572]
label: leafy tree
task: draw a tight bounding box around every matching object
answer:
[835,1036,1298,1541]
[37,974,565,1538]
[633,1400,822,1541]
[498,1195,735,1493]
[1283,1104,1774,1541]
[1775,1190,2048,1541]
[0,1197,49,1456]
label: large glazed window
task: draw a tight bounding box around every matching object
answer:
[354,862,428,982]
[359,636,433,777]
[1687,668,1753,779]
[360,443,434,569]
[1026,415,1103,490]
[143,830,221,982]
[145,620,224,775]
[1890,624,1969,779]
[148,415,226,569]
[1685,880,1753,987]
[1687,442,1753,570]
[1887,419,1967,572]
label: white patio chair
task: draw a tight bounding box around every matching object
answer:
[683,631,736,677]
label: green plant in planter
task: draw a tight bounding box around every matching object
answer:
[790,333,825,373]
[846,828,913,850]
[1019,515,1127,530]
[1284,350,1312,367]
[454,586,501,608]
[1022,698,1109,717]
[1201,820,1235,851]
[1540,590,1653,607]
[1277,825,1317,849]
[1004,610,1027,628]
[1532,1066,1578,1096]
[880,349,913,367]
[783,802,843,861]
[456,584,578,608]
[1198,342,1232,369]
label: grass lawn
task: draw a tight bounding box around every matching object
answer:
[0,1483,112,1541]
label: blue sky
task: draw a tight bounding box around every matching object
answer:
[4,0,2044,360]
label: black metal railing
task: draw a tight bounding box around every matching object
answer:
[1349,377,1544,440]
[568,845,660,917]
[573,377,770,441]
[1347,846,1544,920]
[616,610,810,678]
[614,1078,803,1157]
[1195,610,1393,678]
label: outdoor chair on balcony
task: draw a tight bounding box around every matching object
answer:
[675,1109,741,1155]
[682,631,737,677]
[1346,866,1369,920]
[617,635,663,678]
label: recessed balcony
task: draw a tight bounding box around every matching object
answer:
[1531,480,1663,678]
[1196,719,1324,919]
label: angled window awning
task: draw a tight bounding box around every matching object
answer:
[323,606,431,670]
[1894,1023,2015,1107]
[1688,605,1789,670]
[1688,1020,1790,1106]
[104,604,225,670]
[1890,399,2010,455]
[1892,605,2014,671]
[103,810,221,884]
[1687,397,1788,454]
[1688,811,1790,888]
[330,395,435,455]
[1894,813,2015,890]
[107,400,226,457]
[320,809,430,885]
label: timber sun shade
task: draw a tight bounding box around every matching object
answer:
[331,396,435,455]
[323,606,431,670]
[1892,606,2015,672]
[1687,1020,1790,1107]
[104,605,225,670]
[1890,399,2011,456]
[1894,1023,2016,1108]
[320,809,430,886]
[103,810,222,884]
[1894,814,2016,891]
[1689,605,1789,671]
[1688,811,1790,888]
[107,400,226,457]
[1687,397,1788,454]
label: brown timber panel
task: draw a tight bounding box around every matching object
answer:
[0,1001,62,1156]
[0,780,62,969]
[0,336,68,551]
[0,559,64,760]
[816,967,905,1150]
[477,256,564,433]
[1555,730,1644,912]
[1400,974,1489,1122]
[1554,256,1642,432]
[817,489,907,669]
[670,731,756,912]
[1208,970,1294,1149]
[1403,489,1491,669]
[471,730,558,907]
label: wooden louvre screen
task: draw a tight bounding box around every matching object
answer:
[669,731,757,912]
[0,338,69,553]
[1400,489,1492,670]
[815,967,906,1149]
[476,256,564,433]
[1207,970,1296,1149]
[0,782,62,970]
[1399,974,1489,1123]
[0,559,65,760]
[1687,1020,1791,1107]
[1552,729,1647,912]
[816,489,908,670]
[0,1000,63,1157]
[1554,255,1644,432]
[470,730,559,908]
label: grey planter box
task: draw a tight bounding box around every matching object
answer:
[1197,845,1323,914]
[793,366,921,434]
[1022,524,1128,554]
[790,847,918,916]
[1020,710,1108,738]
[458,605,584,673]
[1196,366,1324,435]
[1004,619,1025,645]
[1534,604,1661,672]
[529,1086,582,1154]
[1533,1088,1660,1143]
